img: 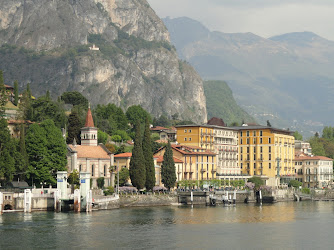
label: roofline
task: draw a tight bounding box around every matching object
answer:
[175,124,239,131]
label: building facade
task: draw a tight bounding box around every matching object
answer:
[175,125,244,181]
[154,144,217,182]
[294,154,333,188]
[233,125,295,187]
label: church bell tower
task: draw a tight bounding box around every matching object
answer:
[81,104,98,146]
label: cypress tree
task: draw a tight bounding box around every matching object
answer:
[0,119,16,182]
[161,141,176,190]
[14,81,19,106]
[129,120,146,189]
[0,71,7,117]
[143,117,155,190]
[19,124,29,171]
[67,110,82,144]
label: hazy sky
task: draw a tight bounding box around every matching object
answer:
[147,0,334,40]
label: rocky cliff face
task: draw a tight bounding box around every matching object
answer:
[0,0,207,123]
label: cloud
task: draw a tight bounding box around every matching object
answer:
[148,0,334,40]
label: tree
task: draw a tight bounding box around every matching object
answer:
[31,95,67,128]
[309,137,326,156]
[97,177,105,189]
[26,120,67,186]
[293,131,303,141]
[13,81,19,106]
[61,91,88,108]
[126,105,152,126]
[289,180,302,188]
[247,177,264,190]
[0,119,16,183]
[68,170,80,189]
[154,114,171,127]
[129,120,146,189]
[98,130,109,144]
[19,124,29,178]
[111,135,122,143]
[67,110,82,144]
[119,167,130,186]
[0,70,7,117]
[143,117,155,190]
[161,141,176,190]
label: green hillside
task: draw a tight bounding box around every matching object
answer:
[204,80,255,125]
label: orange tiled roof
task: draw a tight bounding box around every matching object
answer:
[69,145,110,159]
[114,152,132,158]
[172,145,216,156]
[84,108,95,127]
[154,155,183,163]
[150,126,168,131]
[295,155,333,161]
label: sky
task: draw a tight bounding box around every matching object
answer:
[147,0,334,40]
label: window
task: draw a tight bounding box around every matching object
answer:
[269,146,271,153]
[253,147,256,153]
[269,138,271,143]
[247,131,250,137]
[79,165,82,172]
[241,163,243,169]
[253,131,256,136]
[253,138,256,144]
[241,147,243,153]
[189,137,192,141]
[184,138,187,141]
[247,147,250,153]
[184,129,187,133]
[240,139,243,144]
[240,155,243,160]
[92,165,95,176]
[254,154,256,160]
[260,147,263,153]
[189,129,192,133]
[269,163,271,169]
[246,138,250,144]
[260,138,263,144]
[104,165,107,176]
[240,131,243,137]
[269,154,271,160]
[260,131,263,136]
[254,163,256,169]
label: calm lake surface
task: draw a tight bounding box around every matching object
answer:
[0,201,333,249]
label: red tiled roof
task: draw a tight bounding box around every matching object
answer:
[150,126,168,131]
[114,152,132,158]
[154,155,183,163]
[172,145,216,156]
[207,117,226,127]
[69,145,110,159]
[295,155,333,161]
[4,84,14,90]
[84,108,95,127]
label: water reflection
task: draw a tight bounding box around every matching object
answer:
[0,202,333,249]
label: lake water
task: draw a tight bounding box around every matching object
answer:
[0,201,333,249]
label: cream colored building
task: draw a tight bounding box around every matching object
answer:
[67,108,114,187]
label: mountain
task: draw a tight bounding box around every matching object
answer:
[163,17,334,137]
[203,80,255,125]
[0,1,207,123]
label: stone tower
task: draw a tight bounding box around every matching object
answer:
[81,105,98,146]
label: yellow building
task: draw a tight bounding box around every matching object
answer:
[235,125,295,186]
[154,144,217,182]
[176,125,215,151]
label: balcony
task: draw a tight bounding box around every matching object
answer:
[257,158,264,162]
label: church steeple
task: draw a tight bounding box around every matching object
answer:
[84,104,95,127]
[81,104,98,146]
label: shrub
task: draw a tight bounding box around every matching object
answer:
[301,188,310,194]
[104,186,114,196]
[97,177,105,189]
[289,180,302,188]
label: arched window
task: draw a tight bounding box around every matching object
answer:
[92,165,94,176]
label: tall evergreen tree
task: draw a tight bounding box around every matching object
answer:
[19,124,29,179]
[67,110,82,144]
[129,120,146,189]
[0,70,7,117]
[14,80,19,106]
[161,141,176,190]
[143,117,155,190]
[0,119,16,182]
